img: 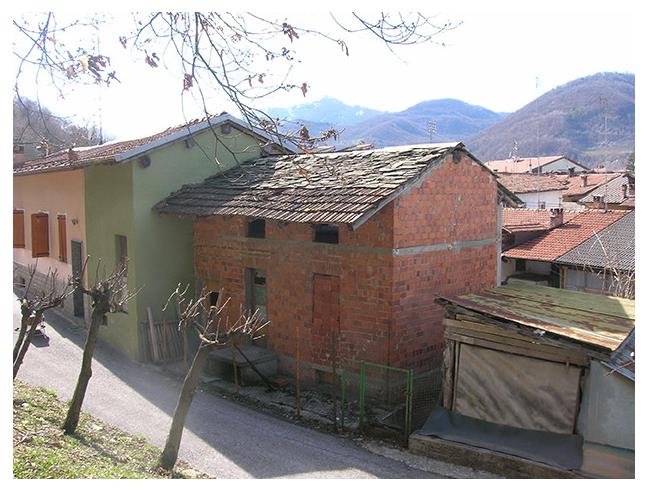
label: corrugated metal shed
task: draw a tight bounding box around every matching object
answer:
[438,284,634,351]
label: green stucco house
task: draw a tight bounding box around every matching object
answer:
[13,114,292,360]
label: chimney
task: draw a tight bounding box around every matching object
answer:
[13,145,25,166]
[622,184,628,198]
[568,167,575,177]
[549,208,564,228]
[580,174,588,187]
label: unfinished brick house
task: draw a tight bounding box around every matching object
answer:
[156,143,519,381]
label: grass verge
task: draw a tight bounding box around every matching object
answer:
[13,380,209,479]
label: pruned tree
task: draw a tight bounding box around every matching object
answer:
[62,259,137,434]
[13,263,74,379]
[158,284,268,471]
[13,12,458,156]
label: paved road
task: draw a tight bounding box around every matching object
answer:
[13,299,443,479]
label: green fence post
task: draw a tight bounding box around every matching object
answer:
[340,363,346,430]
[359,361,366,431]
[405,369,413,440]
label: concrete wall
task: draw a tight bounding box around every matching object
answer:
[577,361,634,450]
[83,125,263,360]
[132,125,262,327]
[13,169,87,319]
[516,190,562,209]
[84,162,140,358]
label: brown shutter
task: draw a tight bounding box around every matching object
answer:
[13,210,25,248]
[31,213,49,258]
[57,215,67,262]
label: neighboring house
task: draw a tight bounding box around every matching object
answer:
[501,208,580,254]
[579,174,635,210]
[555,211,634,298]
[485,155,588,174]
[156,143,520,381]
[561,172,622,210]
[13,114,291,360]
[497,173,566,209]
[413,285,634,478]
[502,209,632,297]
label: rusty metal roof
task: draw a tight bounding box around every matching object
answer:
[602,329,634,381]
[439,284,634,351]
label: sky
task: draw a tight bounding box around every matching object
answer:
[8,2,639,142]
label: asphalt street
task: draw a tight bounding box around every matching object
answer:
[12,298,446,479]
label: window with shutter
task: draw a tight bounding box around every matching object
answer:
[13,210,25,248]
[31,213,49,258]
[57,215,67,262]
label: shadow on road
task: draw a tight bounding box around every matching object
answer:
[15,300,434,479]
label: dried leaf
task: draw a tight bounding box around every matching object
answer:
[183,73,193,91]
[300,82,308,97]
[66,66,75,79]
[119,36,128,48]
[79,58,88,71]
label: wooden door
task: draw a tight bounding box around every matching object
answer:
[311,274,340,366]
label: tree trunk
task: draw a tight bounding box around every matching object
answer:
[159,343,210,471]
[13,308,30,363]
[62,309,103,434]
[13,311,43,379]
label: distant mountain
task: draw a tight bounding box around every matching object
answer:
[341,99,506,148]
[267,97,506,149]
[266,97,384,127]
[465,72,635,170]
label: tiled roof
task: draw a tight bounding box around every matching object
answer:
[13,113,291,176]
[503,210,628,261]
[579,174,635,206]
[156,142,482,226]
[502,208,580,232]
[485,156,573,173]
[497,173,566,193]
[13,125,189,175]
[561,173,621,198]
[556,210,634,271]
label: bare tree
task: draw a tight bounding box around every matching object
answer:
[13,12,458,154]
[570,229,635,299]
[62,260,137,434]
[13,263,74,379]
[158,285,268,471]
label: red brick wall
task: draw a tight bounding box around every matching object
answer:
[192,150,498,377]
[194,205,395,380]
[390,152,499,370]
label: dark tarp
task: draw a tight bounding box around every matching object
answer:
[418,407,583,470]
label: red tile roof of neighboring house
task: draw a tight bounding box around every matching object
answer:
[13,114,293,176]
[485,156,574,173]
[497,173,567,193]
[560,173,621,198]
[502,208,580,232]
[503,210,628,261]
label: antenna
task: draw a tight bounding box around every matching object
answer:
[427,120,437,143]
